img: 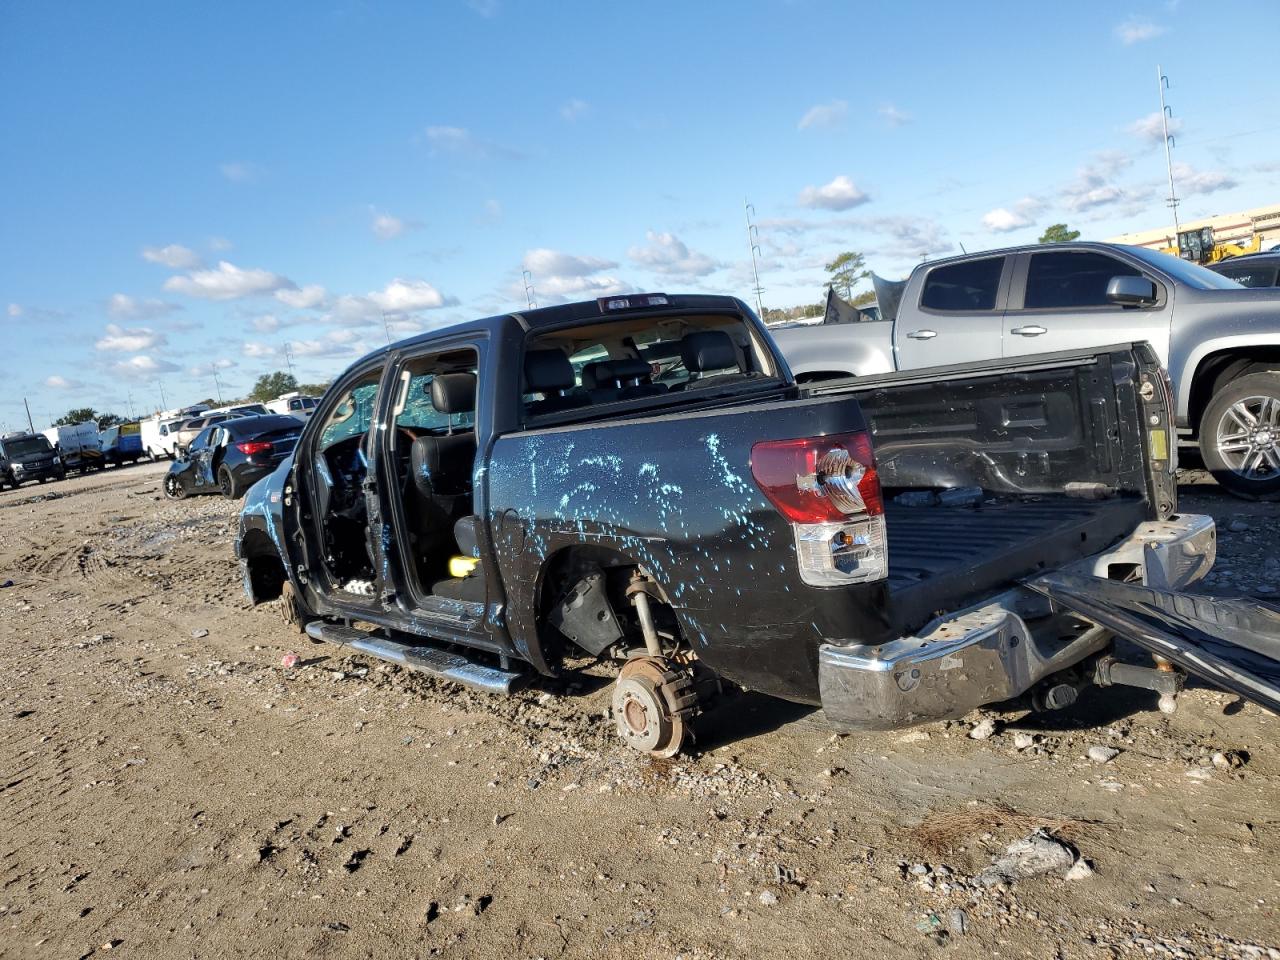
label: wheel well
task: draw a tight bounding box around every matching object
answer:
[535,546,680,661]
[1189,348,1280,434]
[240,528,286,603]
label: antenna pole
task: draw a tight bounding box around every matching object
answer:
[1157,64,1181,245]
[212,369,224,405]
[23,397,35,434]
[283,341,297,380]
[744,200,766,319]
[522,270,537,309]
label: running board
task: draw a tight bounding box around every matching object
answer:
[1027,572,1280,715]
[304,622,524,695]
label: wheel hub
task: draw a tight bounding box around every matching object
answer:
[611,656,695,758]
[1216,395,1280,480]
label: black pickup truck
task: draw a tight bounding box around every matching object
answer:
[236,293,1279,755]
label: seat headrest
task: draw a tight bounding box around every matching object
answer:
[680,330,738,373]
[524,349,575,393]
[582,361,611,391]
[608,358,651,382]
[430,372,476,414]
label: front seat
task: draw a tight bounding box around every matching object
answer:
[679,330,741,389]
[408,372,477,568]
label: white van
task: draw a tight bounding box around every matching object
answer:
[264,393,320,420]
[140,414,189,460]
[42,421,104,473]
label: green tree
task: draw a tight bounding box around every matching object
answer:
[249,371,299,402]
[97,412,125,428]
[824,251,870,300]
[298,381,330,397]
[1038,223,1081,244]
[54,407,100,426]
[851,290,877,308]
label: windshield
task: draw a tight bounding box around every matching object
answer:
[1124,246,1244,290]
[2,436,53,458]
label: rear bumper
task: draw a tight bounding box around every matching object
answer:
[818,514,1216,732]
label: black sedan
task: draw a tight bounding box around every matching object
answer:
[163,414,301,500]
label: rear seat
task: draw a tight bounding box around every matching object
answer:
[523,349,590,416]
[582,358,668,403]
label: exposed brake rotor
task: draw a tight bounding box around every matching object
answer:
[611,656,699,758]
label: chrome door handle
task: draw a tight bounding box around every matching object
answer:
[1011,325,1048,336]
[906,329,937,340]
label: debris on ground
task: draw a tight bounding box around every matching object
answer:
[1087,744,1120,763]
[968,717,998,740]
[977,830,1077,886]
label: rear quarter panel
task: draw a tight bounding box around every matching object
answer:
[486,395,892,703]
[771,322,896,379]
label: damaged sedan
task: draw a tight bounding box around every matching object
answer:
[235,292,1278,755]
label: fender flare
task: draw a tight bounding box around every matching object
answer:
[1175,334,1280,424]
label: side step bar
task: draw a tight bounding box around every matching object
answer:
[1027,572,1280,715]
[305,621,524,695]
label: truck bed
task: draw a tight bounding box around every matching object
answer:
[885,495,1145,632]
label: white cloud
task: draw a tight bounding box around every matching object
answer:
[108,355,181,379]
[7,303,22,318]
[864,216,953,260]
[522,248,618,277]
[1060,151,1145,211]
[628,231,720,278]
[423,125,522,160]
[141,243,202,269]
[369,278,449,313]
[251,314,280,333]
[1129,111,1183,145]
[560,98,590,122]
[208,236,233,252]
[982,197,1045,233]
[242,342,279,359]
[45,375,82,389]
[220,161,261,183]
[188,358,237,377]
[1115,17,1166,44]
[289,328,369,359]
[1172,163,1238,196]
[479,198,503,224]
[535,274,631,303]
[798,175,870,211]
[879,104,912,127]
[107,293,181,320]
[95,323,167,353]
[371,210,416,240]
[274,284,326,309]
[164,261,295,301]
[797,100,847,130]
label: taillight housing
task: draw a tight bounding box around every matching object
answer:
[751,431,887,587]
[236,440,273,456]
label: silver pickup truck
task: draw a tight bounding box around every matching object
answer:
[774,242,1280,500]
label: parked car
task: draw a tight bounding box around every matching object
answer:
[0,431,65,487]
[171,412,242,458]
[1208,252,1280,289]
[100,421,143,467]
[773,242,1280,500]
[231,292,1273,757]
[164,414,302,500]
[265,392,320,420]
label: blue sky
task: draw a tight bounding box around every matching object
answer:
[2,0,1277,429]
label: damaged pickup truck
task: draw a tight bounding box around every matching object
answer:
[236,292,1279,756]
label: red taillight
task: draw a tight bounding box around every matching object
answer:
[750,431,882,522]
[236,440,273,456]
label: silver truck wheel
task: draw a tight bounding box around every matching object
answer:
[1200,371,1280,501]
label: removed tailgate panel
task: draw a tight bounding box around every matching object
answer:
[1029,571,1280,714]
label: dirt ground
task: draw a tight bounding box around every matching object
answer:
[2,462,1279,960]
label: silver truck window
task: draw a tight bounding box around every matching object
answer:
[920,258,1003,311]
[1025,251,1142,309]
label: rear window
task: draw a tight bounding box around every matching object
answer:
[520,313,777,424]
[1214,264,1279,288]
[227,415,302,436]
[920,258,1004,311]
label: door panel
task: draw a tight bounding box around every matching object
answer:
[1002,250,1173,366]
[895,255,1009,369]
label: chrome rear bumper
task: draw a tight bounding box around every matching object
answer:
[818,514,1216,732]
